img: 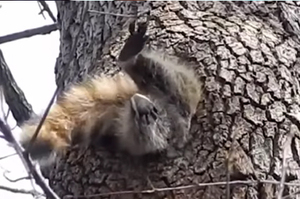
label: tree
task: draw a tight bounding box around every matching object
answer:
[2,1,300,199]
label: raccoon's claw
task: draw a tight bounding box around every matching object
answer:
[118,20,149,62]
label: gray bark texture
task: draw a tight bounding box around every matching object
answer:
[43,1,300,199]
[0,50,33,126]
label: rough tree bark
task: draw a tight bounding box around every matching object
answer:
[0,50,33,126]
[41,1,300,199]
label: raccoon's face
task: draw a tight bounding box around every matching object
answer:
[118,93,170,156]
[131,94,170,153]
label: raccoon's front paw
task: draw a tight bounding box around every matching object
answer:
[118,21,149,62]
[130,93,158,126]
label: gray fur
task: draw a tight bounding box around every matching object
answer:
[117,21,202,155]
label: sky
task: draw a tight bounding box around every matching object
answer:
[0,1,59,198]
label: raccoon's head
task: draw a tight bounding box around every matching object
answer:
[117,93,170,156]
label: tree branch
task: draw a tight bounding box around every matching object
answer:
[3,170,31,183]
[38,1,57,22]
[0,119,60,199]
[0,23,58,45]
[63,179,300,198]
[0,49,33,126]
[0,184,42,197]
[0,152,17,161]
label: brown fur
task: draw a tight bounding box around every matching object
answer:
[20,21,203,166]
[20,73,139,164]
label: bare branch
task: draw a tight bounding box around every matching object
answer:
[0,184,42,197]
[26,87,58,152]
[0,119,60,199]
[0,23,58,45]
[0,152,17,161]
[38,1,57,22]
[63,179,300,199]
[4,170,31,182]
[0,49,33,126]
[37,1,46,20]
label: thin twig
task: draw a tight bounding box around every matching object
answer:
[38,1,57,22]
[146,176,156,190]
[3,170,31,182]
[26,87,58,153]
[0,185,43,196]
[0,23,58,45]
[0,152,17,161]
[5,175,31,183]
[37,1,46,20]
[64,179,300,199]
[0,119,60,199]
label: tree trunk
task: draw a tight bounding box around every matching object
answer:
[45,1,300,199]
